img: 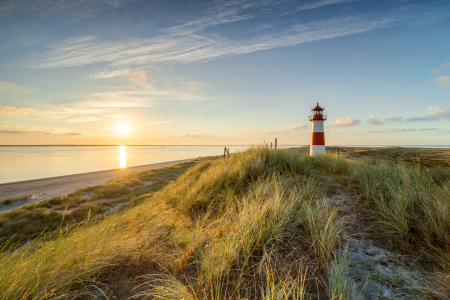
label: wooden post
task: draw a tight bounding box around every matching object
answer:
[275,138,277,150]
[271,142,272,149]
[338,146,340,158]
[224,147,226,159]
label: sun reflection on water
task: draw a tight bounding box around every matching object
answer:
[119,146,126,168]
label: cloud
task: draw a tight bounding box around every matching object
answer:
[66,116,101,123]
[406,106,450,122]
[383,83,395,87]
[420,128,438,131]
[0,125,81,135]
[431,75,450,87]
[184,81,208,92]
[0,104,44,116]
[265,124,308,134]
[332,117,361,127]
[24,1,450,78]
[432,62,450,76]
[365,127,400,133]
[325,130,343,134]
[366,115,385,126]
[0,81,34,94]
[405,97,416,102]
[121,70,153,89]
[406,117,431,122]
[425,106,450,120]
[0,0,135,21]
[386,115,403,122]
[181,133,201,138]
[365,127,440,133]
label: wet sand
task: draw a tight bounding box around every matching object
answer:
[0,158,193,213]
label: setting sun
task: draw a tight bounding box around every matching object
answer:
[117,123,130,136]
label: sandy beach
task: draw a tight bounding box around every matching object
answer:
[0,158,193,213]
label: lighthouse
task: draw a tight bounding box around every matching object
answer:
[309,103,327,156]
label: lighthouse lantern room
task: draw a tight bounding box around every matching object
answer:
[309,103,327,156]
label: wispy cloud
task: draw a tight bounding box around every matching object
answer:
[365,127,440,133]
[0,0,135,21]
[432,62,450,76]
[181,133,201,138]
[325,130,343,134]
[332,117,360,127]
[66,116,101,123]
[0,81,34,94]
[0,125,81,135]
[24,1,450,78]
[431,75,450,87]
[386,115,403,122]
[265,124,308,134]
[365,127,399,133]
[0,104,44,116]
[366,115,385,126]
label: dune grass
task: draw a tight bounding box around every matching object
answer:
[0,147,346,299]
[345,159,450,299]
[1,146,450,299]
[0,195,31,206]
[0,160,199,245]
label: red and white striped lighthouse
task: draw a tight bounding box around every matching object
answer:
[309,103,327,156]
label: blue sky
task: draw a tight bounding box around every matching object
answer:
[0,0,449,145]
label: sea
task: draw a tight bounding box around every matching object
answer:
[0,145,449,184]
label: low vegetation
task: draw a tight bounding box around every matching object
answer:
[0,195,31,206]
[0,146,449,299]
[0,160,199,244]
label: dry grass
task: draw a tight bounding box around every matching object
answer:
[0,147,344,299]
[0,160,199,245]
[1,146,449,299]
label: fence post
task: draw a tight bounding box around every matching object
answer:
[271,142,272,149]
[224,147,226,159]
[338,146,340,158]
[275,138,277,150]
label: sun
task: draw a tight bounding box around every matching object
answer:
[117,123,130,136]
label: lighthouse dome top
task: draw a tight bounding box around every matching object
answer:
[312,103,324,111]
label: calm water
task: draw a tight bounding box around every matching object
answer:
[0,145,298,184]
[1,145,449,184]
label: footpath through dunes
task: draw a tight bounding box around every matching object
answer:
[0,147,450,299]
[0,158,194,212]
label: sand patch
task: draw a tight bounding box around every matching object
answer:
[328,187,427,299]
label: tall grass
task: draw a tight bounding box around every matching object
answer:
[346,158,450,298]
[0,146,344,298]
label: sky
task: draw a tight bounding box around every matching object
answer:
[0,0,449,146]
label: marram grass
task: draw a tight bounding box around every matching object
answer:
[1,146,450,298]
[0,147,345,299]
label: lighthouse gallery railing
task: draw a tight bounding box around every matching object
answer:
[309,114,327,121]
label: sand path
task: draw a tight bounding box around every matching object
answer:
[328,182,427,299]
[0,159,193,213]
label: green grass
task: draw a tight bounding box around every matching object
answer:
[0,195,31,206]
[1,146,449,299]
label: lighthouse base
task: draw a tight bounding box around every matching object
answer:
[310,145,326,156]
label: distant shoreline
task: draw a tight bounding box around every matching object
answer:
[0,144,300,147]
[0,158,194,213]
